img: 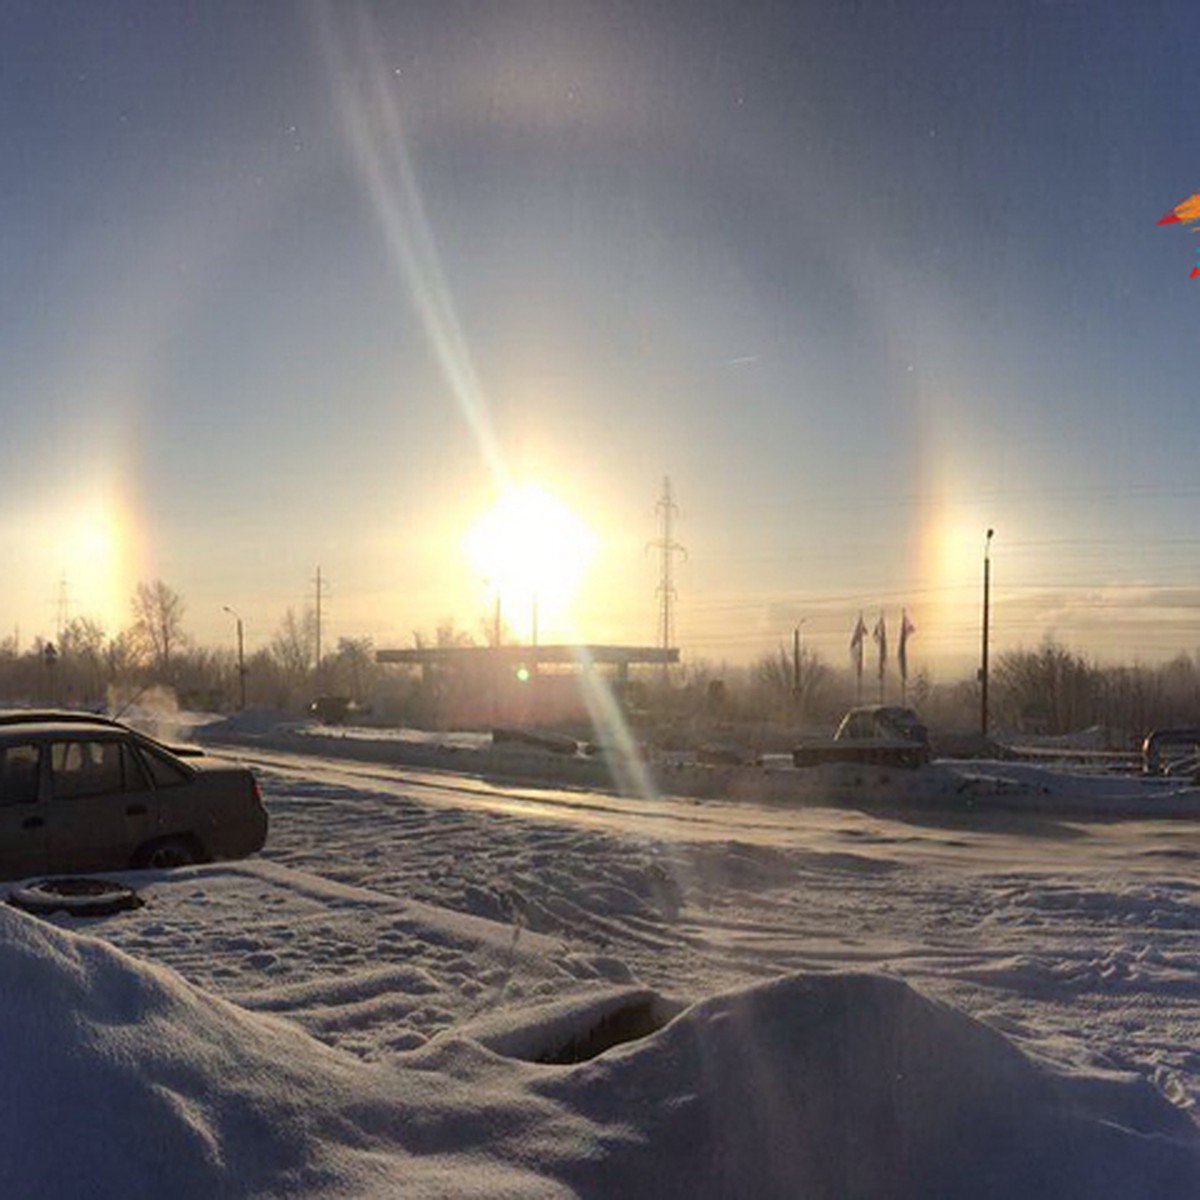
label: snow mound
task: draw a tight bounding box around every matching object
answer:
[0,907,558,1198]
[2,908,1195,1198]
[0,906,392,1197]
[508,971,1199,1199]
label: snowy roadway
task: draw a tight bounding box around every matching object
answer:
[79,743,1200,1115]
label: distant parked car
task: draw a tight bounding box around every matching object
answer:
[0,714,267,881]
[309,695,356,725]
[793,705,931,770]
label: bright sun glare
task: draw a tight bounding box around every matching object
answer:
[465,484,596,636]
[64,504,128,633]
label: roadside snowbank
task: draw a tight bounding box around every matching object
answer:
[200,713,1200,817]
[3,907,1195,1198]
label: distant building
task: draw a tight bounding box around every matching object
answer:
[375,644,678,725]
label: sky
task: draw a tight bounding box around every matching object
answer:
[3,0,1200,677]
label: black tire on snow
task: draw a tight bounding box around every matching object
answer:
[7,877,145,918]
[134,836,201,870]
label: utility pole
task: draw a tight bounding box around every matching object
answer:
[55,575,70,644]
[792,619,807,715]
[223,606,246,710]
[648,477,687,675]
[980,529,994,738]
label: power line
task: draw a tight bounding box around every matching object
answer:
[683,480,1200,522]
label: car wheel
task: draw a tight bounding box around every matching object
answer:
[133,836,202,870]
[8,877,145,918]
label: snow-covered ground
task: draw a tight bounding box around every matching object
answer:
[4,725,1198,1196]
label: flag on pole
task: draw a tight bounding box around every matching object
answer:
[899,609,916,683]
[1156,193,1200,278]
[873,613,888,680]
[849,613,867,681]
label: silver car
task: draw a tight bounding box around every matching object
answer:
[793,706,931,770]
[0,715,267,880]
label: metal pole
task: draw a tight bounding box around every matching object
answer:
[981,529,993,738]
[224,607,246,711]
[314,566,322,672]
[236,617,246,710]
[793,627,800,696]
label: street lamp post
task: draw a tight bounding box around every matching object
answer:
[43,641,58,705]
[980,529,994,738]
[223,606,246,711]
[792,619,808,710]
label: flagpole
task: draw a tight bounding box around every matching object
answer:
[899,607,912,706]
[873,612,887,705]
[981,529,994,738]
[851,613,866,705]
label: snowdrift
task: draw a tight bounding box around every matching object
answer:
[505,972,1200,1199]
[202,715,1200,817]
[2,907,1195,1198]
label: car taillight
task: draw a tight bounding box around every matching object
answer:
[251,776,263,804]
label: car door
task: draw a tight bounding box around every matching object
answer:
[0,741,48,880]
[45,737,160,873]
[134,742,199,841]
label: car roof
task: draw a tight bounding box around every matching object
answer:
[0,712,204,761]
[0,719,133,740]
[0,709,127,729]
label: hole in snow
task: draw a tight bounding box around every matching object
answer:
[530,996,677,1064]
[473,990,683,1065]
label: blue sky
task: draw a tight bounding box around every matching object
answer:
[2,1,1200,674]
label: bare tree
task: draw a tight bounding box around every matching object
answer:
[271,608,317,679]
[59,616,108,703]
[413,620,475,650]
[747,644,834,722]
[328,637,377,702]
[993,640,1097,735]
[105,628,141,686]
[131,580,187,676]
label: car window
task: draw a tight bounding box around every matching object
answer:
[51,740,126,800]
[139,745,190,788]
[0,744,41,806]
[122,743,152,791]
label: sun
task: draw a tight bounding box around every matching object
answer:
[465,483,596,637]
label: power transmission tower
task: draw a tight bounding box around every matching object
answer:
[312,566,330,671]
[649,477,687,670]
